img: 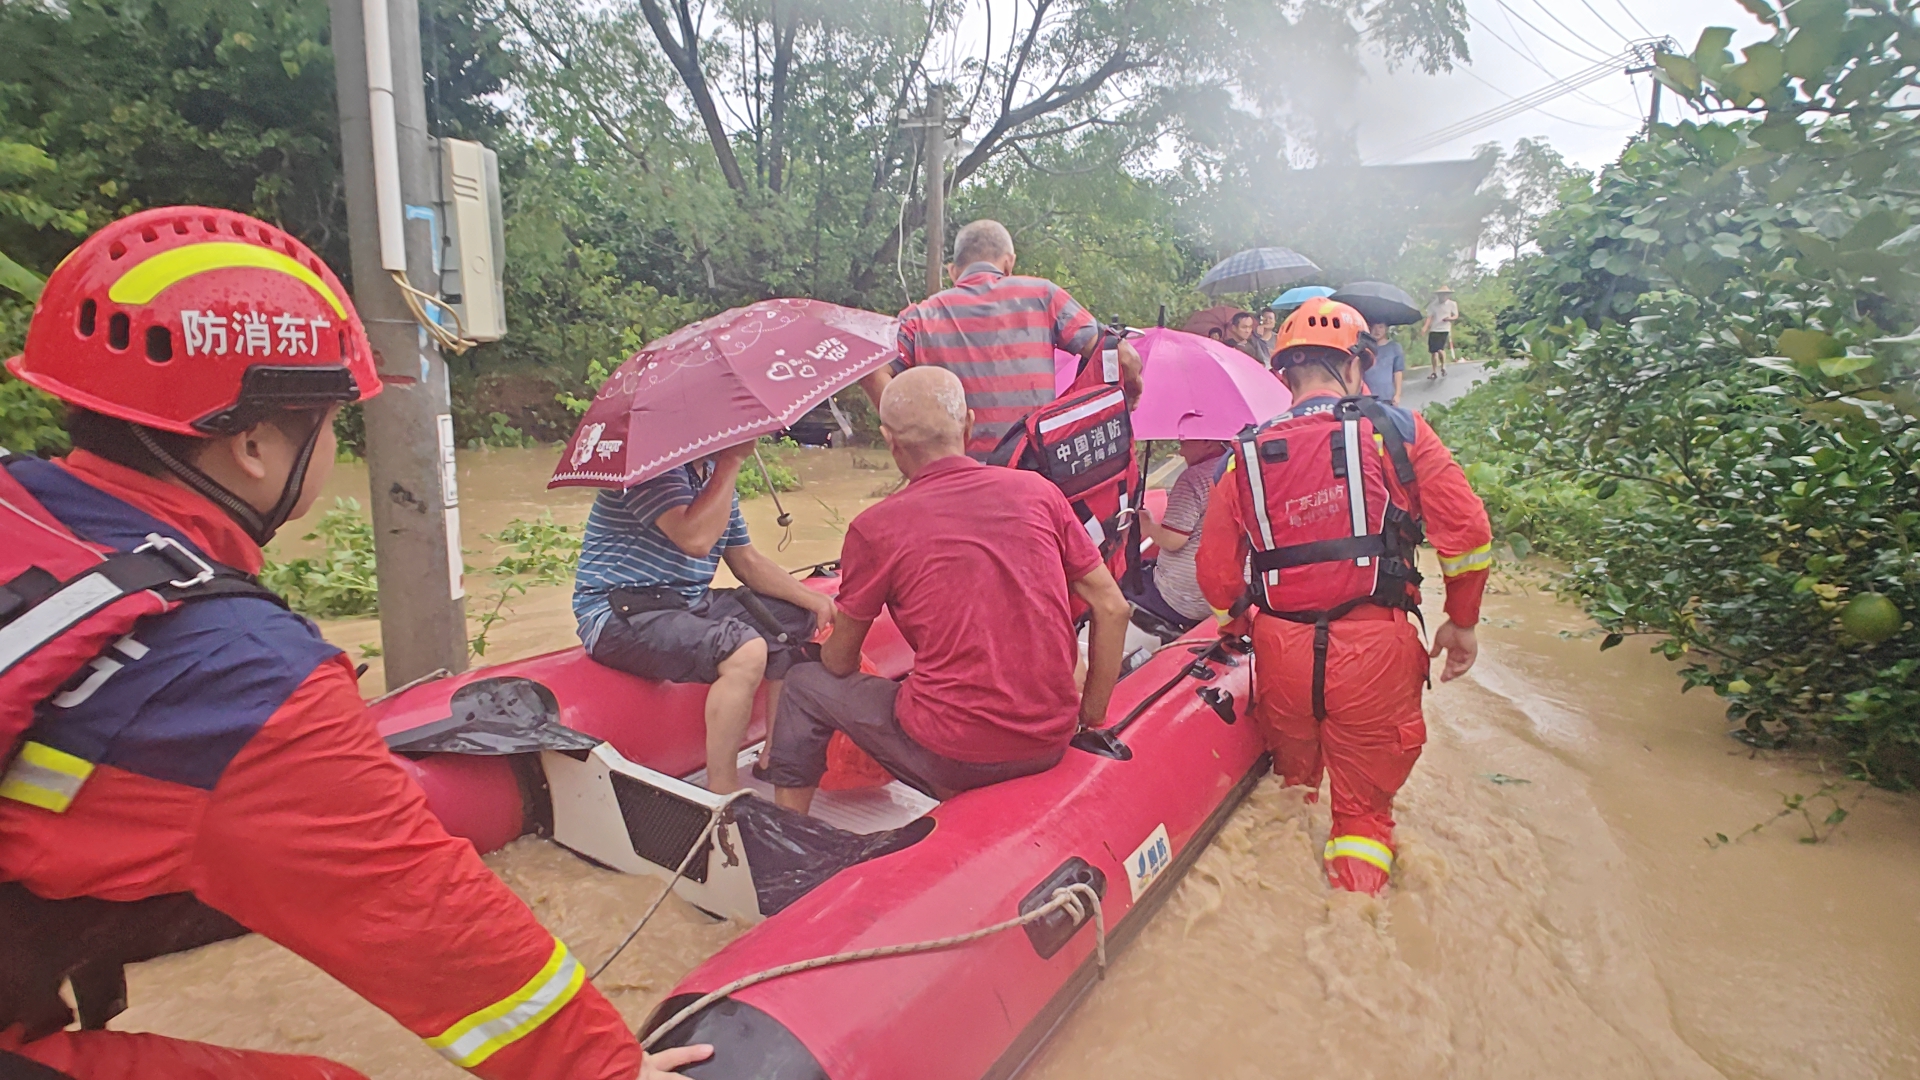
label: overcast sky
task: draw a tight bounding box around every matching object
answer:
[1355,0,1774,171]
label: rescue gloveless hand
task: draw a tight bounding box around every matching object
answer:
[1429,621,1478,682]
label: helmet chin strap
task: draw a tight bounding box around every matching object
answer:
[133,415,326,548]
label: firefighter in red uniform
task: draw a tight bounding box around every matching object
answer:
[0,208,709,1079]
[1196,299,1492,896]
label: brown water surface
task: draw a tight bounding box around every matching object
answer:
[126,449,1920,1078]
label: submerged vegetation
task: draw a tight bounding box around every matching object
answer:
[1434,0,1920,786]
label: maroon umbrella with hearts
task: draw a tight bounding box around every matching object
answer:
[549,299,898,490]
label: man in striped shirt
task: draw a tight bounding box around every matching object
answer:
[889,219,1142,459]
[572,441,836,794]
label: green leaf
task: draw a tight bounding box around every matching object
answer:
[1729,43,1787,96]
[0,250,44,300]
[1694,27,1736,76]
[1816,354,1874,377]
[1735,0,1779,26]
[1825,806,1849,827]
[1784,23,1844,80]
[1777,328,1842,363]
[1509,534,1532,559]
[1655,53,1702,96]
[1596,478,1619,500]
[1601,633,1625,651]
[1752,116,1807,152]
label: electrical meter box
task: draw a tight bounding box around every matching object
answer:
[438,138,507,341]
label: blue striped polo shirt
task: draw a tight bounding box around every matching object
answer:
[572,465,750,649]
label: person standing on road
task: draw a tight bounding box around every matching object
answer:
[1423,286,1459,378]
[1197,298,1492,897]
[886,219,1142,460]
[0,208,705,1080]
[1360,324,1406,405]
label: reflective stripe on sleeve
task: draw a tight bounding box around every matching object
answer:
[1437,542,1494,578]
[1323,835,1394,874]
[0,741,95,813]
[425,939,585,1069]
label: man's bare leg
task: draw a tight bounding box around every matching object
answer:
[774,784,817,815]
[704,637,768,794]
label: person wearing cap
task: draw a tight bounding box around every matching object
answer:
[0,208,704,1079]
[1195,298,1491,895]
[1423,286,1460,378]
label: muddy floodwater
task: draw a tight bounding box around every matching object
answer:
[118,446,1920,1078]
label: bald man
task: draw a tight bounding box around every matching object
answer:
[884,219,1143,459]
[767,368,1131,813]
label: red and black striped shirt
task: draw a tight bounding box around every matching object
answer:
[896,264,1099,458]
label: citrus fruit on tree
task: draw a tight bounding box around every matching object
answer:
[1840,592,1902,644]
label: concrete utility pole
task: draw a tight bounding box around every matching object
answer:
[332,0,470,688]
[924,84,947,297]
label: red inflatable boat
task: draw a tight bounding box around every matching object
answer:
[368,557,1269,1080]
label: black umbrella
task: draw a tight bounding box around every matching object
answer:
[1197,248,1320,297]
[1331,281,1422,327]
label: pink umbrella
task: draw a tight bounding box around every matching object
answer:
[1055,328,1292,441]
[550,299,897,490]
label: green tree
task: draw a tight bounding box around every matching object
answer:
[1434,0,1920,785]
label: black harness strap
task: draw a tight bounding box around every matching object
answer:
[1250,534,1389,573]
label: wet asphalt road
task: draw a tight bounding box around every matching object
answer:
[1396,360,1487,414]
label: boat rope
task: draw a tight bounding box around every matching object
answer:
[640,882,1106,1051]
[591,790,750,981]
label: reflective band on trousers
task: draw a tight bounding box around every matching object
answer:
[425,939,584,1069]
[0,741,94,813]
[1438,542,1494,578]
[1323,835,1394,874]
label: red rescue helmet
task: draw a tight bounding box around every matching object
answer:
[7,206,381,435]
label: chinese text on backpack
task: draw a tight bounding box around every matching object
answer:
[986,383,1143,587]
[1230,396,1424,718]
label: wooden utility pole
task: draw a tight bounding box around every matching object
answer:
[924,84,947,297]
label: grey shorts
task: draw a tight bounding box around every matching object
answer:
[765,662,1063,799]
[589,587,815,684]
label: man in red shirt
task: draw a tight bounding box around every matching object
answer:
[886,219,1143,459]
[763,368,1132,813]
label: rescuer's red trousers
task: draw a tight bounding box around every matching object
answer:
[1249,607,1429,895]
[2,1028,367,1080]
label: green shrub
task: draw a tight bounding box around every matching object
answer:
[260,499,380,619]
[1442,5,1920,785]
[734,437,801,499]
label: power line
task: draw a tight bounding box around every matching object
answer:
[1524,0,1625,52]
[1371,38,1674,163]
[1492,0,1610,63]
[1571,0,1634,44]
[1458,66,1638,130]
[1477,5,1640,116]
[1610,0,1656,38]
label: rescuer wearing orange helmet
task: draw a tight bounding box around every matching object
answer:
[1196,298,1492,895]
[0,208,707,1079]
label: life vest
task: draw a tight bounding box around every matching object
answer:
[1229,396,1425,718]
[0,452,281,1036]
[985,380,1143,589]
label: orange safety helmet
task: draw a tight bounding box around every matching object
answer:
[7,206,381,436]
[1274,298,1368,357]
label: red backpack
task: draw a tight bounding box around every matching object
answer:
[0,455,279,813]
[986,381,1143,589]
[1228,396,1425,716]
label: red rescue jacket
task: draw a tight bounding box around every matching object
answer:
[1198,394,1493,704]
[0,452,639,1078]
